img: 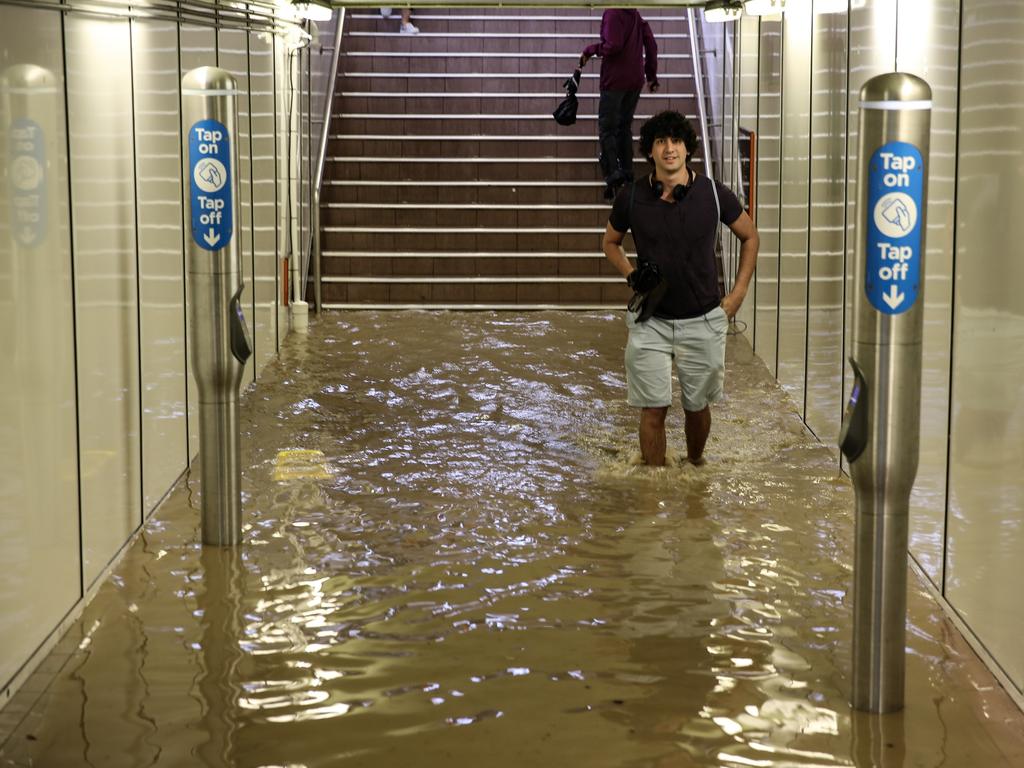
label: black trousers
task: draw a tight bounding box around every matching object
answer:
[598,89,642,180]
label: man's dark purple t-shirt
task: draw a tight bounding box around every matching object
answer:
[582,9,658,92]
[609,173,743,319]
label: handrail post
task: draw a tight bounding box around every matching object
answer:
[687,8,714,183]
[310,8,346,314]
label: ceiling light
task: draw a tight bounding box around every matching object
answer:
[293,1,332,21]
[744,0,786,15]
[705,1,743,22]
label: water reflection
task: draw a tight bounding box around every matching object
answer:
[3,312,1023,767]
[196,548,245,766]
[0,4,80,702]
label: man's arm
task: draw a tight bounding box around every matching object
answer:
[642,21,659,91]
[720,211,759,319]
[603,221,635,280]
[581,11,627,64]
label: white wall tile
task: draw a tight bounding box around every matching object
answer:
[948,0,1024,696]
[132,18,189,513]
[66,15,142,585]
[0,5,81,690]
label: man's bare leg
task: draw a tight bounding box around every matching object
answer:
[640,406,668,466]
[684,406,711,465]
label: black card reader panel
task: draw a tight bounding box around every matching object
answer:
[838,357,869,463]
[228,286,253,365]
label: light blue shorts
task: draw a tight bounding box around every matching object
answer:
[625,307,728,411]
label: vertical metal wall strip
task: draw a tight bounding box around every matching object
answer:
[128,17,145,522]
[722,24,733,294]
[298,44,305,298]
[246,24,258,374]
[893,3,899,71]
[839,2,852,462]
[60,6,86,599]
[306,39,312,301]
[214,3,220,67]
[774,18,784,378]
[176,17,191,464]
[803,10,815,423]
[732,27,740,204]
[272,35,280,350]
[753,18,761,351]
[942,0,965,598]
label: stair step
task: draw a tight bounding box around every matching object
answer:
[346,31,694,39]
[342,72,692,80]
[341,51,691,60]
[325,276,619,284]
[336,90,692,100]
[324,203,608,210]
[327,156,643,164]
[349,12,692,21]
[323,227,605,234]
[321,256,606,262]
[321,303,623,310]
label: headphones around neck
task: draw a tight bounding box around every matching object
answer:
[650,168,693,201]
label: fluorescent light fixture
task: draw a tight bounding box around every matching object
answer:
[744,0,786,14]
[293,1,332,21]
[705,2,743,22]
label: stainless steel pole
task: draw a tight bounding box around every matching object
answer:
[687,9,714,182]
[312,9,346,316]
[839,72,931,713]
[182,67,252,547]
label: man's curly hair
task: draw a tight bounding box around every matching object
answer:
[639,111,700,163]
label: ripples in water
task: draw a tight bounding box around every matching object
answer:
[3,311,1022,768]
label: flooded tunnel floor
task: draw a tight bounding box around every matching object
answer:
[2,311,1023,767]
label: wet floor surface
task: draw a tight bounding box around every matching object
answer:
[2,311,1023,767]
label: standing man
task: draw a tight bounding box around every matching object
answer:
[603,111,759,466]
[580,9,659,200]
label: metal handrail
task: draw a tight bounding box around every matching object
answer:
[687,9,726,293]
[724,20,741,296]
[309,8,347,314]
[686,8,714,184]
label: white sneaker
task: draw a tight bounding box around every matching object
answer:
[380,7,392,17]
[400,21,419,34]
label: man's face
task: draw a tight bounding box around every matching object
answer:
[650,136,688,176]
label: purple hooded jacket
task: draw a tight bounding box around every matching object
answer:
[582,9,658,92]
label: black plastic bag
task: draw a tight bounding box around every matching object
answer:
[553,68,582,126]
[553,94,578,126]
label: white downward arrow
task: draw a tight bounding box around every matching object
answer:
[203,228,220,247]
[882,284,905,309]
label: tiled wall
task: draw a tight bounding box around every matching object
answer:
[729,0,1023,705]
[0,5,316,700]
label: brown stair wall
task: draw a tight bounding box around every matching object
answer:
[320,8,705,308]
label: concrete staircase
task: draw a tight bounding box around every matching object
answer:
[320,8,704,309]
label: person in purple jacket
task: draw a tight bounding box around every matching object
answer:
[580,9,659,200]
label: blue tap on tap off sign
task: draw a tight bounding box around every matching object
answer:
[189,119,232,251]
[866,140,923,315]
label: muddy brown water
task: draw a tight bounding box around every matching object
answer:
[2,311,1022,767]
